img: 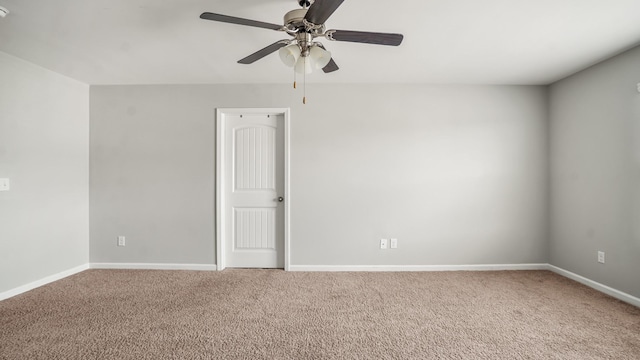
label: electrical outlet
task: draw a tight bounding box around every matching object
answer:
[390,238,398,249]
[380,239,388,249]
[117,236,126,247]
[597,251,605,264]
[0,178,9,191]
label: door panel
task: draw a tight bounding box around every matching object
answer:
[234,126,276,190]
[234,208,276,249]
[225,114,284,268]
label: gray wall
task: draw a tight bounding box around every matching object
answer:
[4,40,638,299]
[549,46,640,298]
[90,84,548,266]
[0,51,89,293]
[89,86,215,264]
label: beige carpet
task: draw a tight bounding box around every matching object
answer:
[1,270,639,359]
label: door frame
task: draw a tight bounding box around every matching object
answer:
[216,108,291,271]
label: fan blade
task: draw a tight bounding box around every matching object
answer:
[316,43,339,73]
[304,0,344,25]
[328,30,404,46]
[200,12,282,31]
[322,58,339,73]
[238,41,288,64]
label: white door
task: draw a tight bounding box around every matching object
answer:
[223,112,285,268]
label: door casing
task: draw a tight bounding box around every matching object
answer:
[216,108,291,271]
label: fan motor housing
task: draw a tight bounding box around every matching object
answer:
[284,9,307,27]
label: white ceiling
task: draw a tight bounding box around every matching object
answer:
[1,0,640,85]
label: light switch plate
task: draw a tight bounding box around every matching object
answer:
[0,178,9,191]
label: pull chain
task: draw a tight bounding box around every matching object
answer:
[303,57,307,104]
[293,67,297,89]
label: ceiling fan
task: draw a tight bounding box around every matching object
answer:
[200,0,404,75]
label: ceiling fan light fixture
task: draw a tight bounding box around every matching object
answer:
[278,44,301,67]
[291,45,331,74]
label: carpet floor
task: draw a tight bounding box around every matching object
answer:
[1,269,639,359]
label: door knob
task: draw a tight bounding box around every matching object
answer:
[278,197,284,202]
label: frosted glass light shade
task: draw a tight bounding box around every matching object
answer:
[279,44,300,67]
[309,46,332,69]
[294,56,313,74]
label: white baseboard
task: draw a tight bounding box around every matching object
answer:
[0,263,90,301]
[3,263,637,309]
[89,263,218,271]
[1,263,217,301]
[288,263,549,272]
[548,265,640,308]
